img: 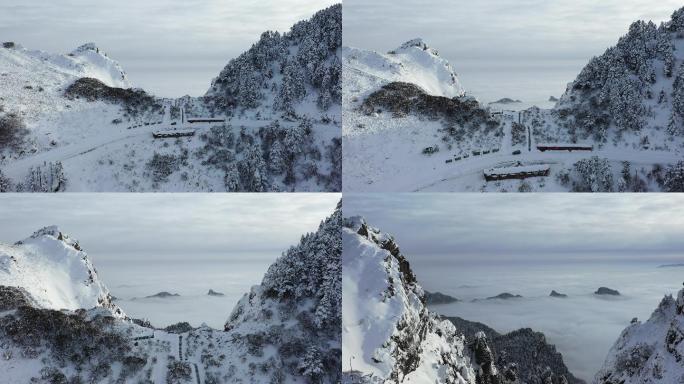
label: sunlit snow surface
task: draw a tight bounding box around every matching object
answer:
[412,260,684,382]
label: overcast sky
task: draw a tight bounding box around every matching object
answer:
[344,194,684,263]
[0,194,339,262]
[344,0,684,103]
[0,0,337,97]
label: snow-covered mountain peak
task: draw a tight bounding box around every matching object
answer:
[66,43,131,88]
[71,42,101,54]
[343,38,464,103]
[394,38,440,57]
[0,41,130,89]
[343,217,482,383]
[343,217,583,383]
[595,286,684,384]
[219,202,342,382]
[0,227,124,317]
[21,225,80,249]
[204,4,341,117]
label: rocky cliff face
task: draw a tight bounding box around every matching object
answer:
[595,287,684,384]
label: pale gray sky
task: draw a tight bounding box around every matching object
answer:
[0,194,340,262]
[0,0,337,97]
[344,1,684,104]
[344,194,684,262]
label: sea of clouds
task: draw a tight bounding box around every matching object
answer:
[414,259,684,382]
[95,255,275,329]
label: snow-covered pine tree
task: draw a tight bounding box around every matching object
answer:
[223,162,240,192]
[572,156,614,192]
[23,161,66,192]
[0,168,11,192]
[664,161,684,191]
[268,140,287,173]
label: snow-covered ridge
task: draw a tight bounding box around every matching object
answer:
[1,42,130,89]
[343,38,465,100]
[595,287,684,384]
[343,216,479,383]
[0,226,123,317]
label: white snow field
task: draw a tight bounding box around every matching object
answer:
[343,8,684,192]
[0,5,341,192]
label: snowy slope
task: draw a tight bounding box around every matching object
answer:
[0,42,133,149]
[343,39,505,192]
[0,226,123,317]
[213,200,342,383]
[595,288,684,384]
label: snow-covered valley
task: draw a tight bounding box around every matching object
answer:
[343,6,684,192]
[0,203,342,383]
[0,4,341,192]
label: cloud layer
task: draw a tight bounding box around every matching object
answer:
[0,193,340,261]
[344,194,684,262]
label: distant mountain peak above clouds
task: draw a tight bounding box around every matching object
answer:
[0,40,131,90]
